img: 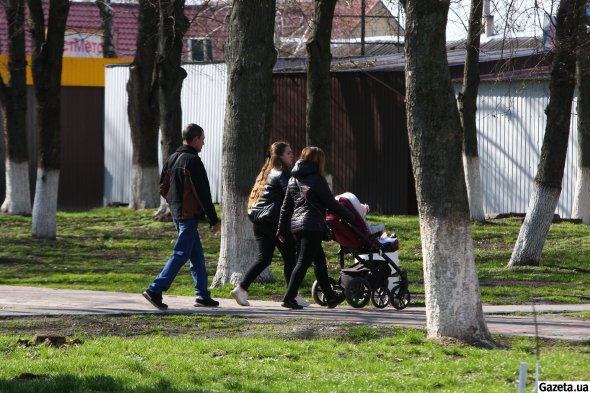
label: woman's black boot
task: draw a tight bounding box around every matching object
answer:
[281,298,303,309]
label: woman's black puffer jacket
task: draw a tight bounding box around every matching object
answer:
[248,168,290,224]
[277,159,354,237]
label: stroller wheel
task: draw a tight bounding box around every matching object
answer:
[390,285,411,310]
[311,278,343,306]
[344,277,371,308]
[371,286,390,309]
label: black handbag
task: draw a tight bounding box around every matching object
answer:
[323,222,333,241]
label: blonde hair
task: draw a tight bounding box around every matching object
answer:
[248,142,291,209]
[300,146,325,175]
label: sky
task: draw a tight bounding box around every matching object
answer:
[68,0,567,42]
[381,0,561,41]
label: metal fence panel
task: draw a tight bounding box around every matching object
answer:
[103,63,226,205]
[103,65,132,205]
[459,80,578,218]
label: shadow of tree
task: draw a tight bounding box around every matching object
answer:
[0,374,216,393]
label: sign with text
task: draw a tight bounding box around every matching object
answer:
[63,30,105,58]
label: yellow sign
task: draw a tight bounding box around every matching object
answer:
[0,56,131,87]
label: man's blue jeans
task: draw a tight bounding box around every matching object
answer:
[148,219,211,299]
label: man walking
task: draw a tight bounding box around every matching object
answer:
[143,124,221,309]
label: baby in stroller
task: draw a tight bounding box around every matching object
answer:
[336,192,397,248]
[311,192,410,309]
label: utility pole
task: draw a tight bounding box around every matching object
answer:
[361,0,366,56]
[484,0,494,37]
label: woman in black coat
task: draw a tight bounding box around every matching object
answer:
[277,147,355,309]
[230,142,304,306]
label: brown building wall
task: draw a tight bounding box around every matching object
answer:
[0,86,104,211]
[272,71,417,215]
[3,69,419,214]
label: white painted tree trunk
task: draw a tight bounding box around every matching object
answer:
[462,154,485,221]
[129,164,159,210]
[153,197,171,220]
[572,167,590,224]
[421,216,491,343]
[1,160,31,215]
[31,168,59,239]
[509,183,561,266]
[212,191,273,287]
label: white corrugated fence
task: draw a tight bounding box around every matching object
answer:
[103,62,227,205]
[104,63,579,218]
[456,80,578,218]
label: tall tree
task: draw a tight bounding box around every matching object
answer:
[403,0,492,345]
[457,0,485,221]
[127,0,160,210]
[28,0,70,239]
[509,0,585,266]
[305,0,337,177]
[96,0,117,58]
[153,0,188,221]
[572,9,590,224]
[211,1,277,286]
[0,0,30,215]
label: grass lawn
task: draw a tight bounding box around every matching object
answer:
[1,207,589,305]
[1,208,589,392]
[0,315,589,393]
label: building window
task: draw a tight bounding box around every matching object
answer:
[189,38,213,62]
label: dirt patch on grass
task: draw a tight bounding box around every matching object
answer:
[0,314,390,341]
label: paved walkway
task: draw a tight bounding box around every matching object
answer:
[0,285,589,341]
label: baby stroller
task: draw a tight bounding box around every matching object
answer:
[311,196,411,309]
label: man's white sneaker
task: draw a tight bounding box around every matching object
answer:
[295,295,311,307]
[230,286,250,306]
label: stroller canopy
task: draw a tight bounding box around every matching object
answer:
[326,194,370,249]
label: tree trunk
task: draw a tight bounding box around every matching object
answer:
[305,0,337,173]
[458,0,485,221]
[96,0,117,58]
[404,0,492,345]
[27,0,69,239]
[509,0,585,266]
[0,0,30,215]
[572,11,590,224]
[153,0,188,221]
[212,1,277,287]
[127,0,160,210]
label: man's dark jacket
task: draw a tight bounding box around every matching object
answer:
[160,144,219,225]
[277,159,354,236]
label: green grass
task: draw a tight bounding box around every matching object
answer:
[1,207,589,305]
[0,320,589,393]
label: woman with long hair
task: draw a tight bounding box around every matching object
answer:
[231,142,308,306]
[277,147,355,309]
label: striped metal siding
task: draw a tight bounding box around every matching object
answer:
[460,80,578,218]
[104,65,132,205]
[271,75,308,155]
[272,71,415,215]
[331,72,413,214]
[59,86,105,209]
[103,63,226,205]
[181,63,226,203]
[0,86,103,210]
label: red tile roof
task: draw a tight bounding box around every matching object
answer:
[0,0,395,61]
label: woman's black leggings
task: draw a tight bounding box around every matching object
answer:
[283,230,336,302]
[239,221,296,291]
